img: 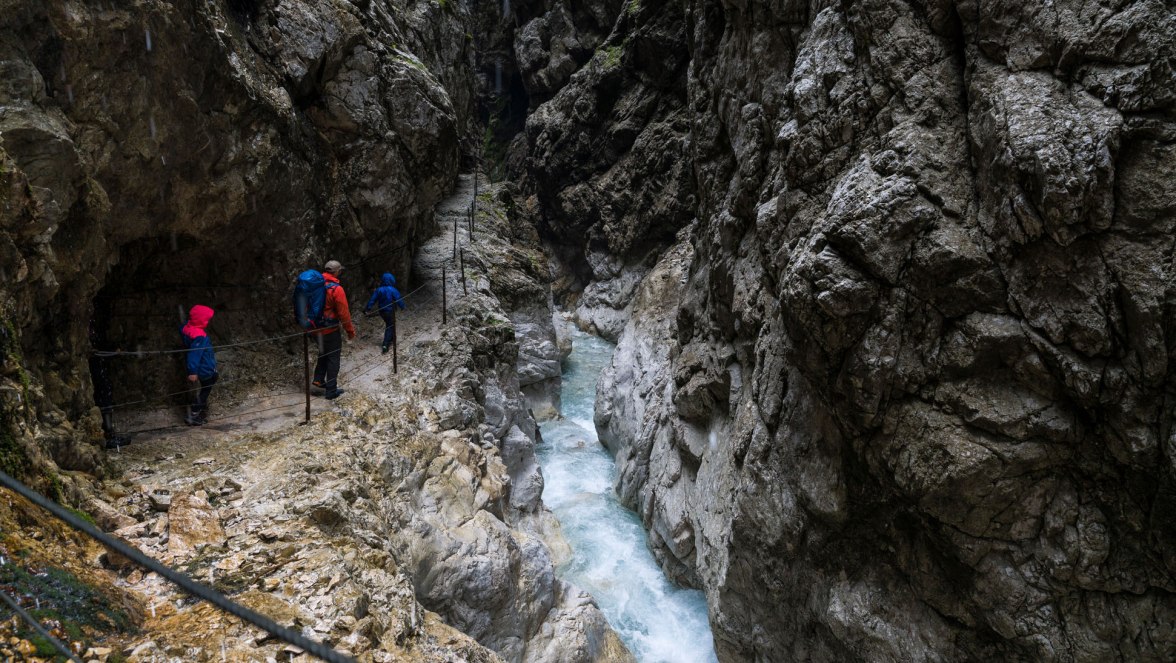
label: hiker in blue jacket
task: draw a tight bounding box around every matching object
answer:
[180,305,218,425]
[364,273,406,354]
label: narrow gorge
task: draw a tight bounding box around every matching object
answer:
[1,1,1174,662]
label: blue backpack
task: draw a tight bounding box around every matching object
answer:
[293,270,337,330]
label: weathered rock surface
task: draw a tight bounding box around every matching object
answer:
[0,3,630,661]
[0,0,474,474]
[533,0,1176,661]
[4,0,1175,660]
[512,0,624,105]
[81,180,631,662]
[520,1,694,336]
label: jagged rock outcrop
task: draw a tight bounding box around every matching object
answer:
[0,2,630,661]
[534,0,1176,661]
[520,0,693,340]
[34,180,632,662]
[469,186,571,418]
[0,0,473,477]
[511,0,624,105]
[399,187,631,662]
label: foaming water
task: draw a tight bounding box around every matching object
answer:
[538,330,718,663]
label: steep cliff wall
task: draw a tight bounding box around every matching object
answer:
[5,0,1174,660]
[0,0,472,477]
[70,183,631,662]
[528,0,1176,660]
[522,1,693,339]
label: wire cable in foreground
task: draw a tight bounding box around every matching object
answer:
[0,587,83,663]
[0,471,356,663]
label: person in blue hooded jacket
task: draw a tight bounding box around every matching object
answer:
[364,273,406,354]
[180,305,218,425]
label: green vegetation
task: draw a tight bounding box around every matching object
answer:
[394,52,430,74]
[65,507,96,527]
[601,45,623,70]
[0,417,26,478]
[44,472,63,502]
[0,318,26,476]
[485,313,512,330]
[2,318,29,405]
[626,0,640,16]
[481,126,505,182]
[481,93,512,183]
[0,561,136,657]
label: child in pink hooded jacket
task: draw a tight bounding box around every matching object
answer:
[180,305,218,425]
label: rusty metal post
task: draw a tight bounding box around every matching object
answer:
[442,265,448,325]
[302,332,310,424]
[471,171,478,234]
[460,249,467,295]
[391,307,398,374]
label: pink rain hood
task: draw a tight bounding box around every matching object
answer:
[182,305,215,339]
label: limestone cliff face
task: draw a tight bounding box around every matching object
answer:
[33,182,630,662]
[526,0,1176,660]
[0,0,473,477]
[0,2,590,660]
[517,0,693,340]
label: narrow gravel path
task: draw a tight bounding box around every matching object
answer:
[112,172,481,459]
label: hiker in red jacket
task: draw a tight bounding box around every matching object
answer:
[312,260,356,400]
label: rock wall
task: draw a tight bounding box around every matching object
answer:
[521,0,694,340]
[1,178,633,661]
[4,0,1173,660]
[529,0,1176,661]
[0,0,472,475]
[392,182,631,663]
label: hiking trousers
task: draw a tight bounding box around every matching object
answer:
[191,373,218,417]
[379,310,396,349]
[314,330,343,394]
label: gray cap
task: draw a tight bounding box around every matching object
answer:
[324,260,343,274]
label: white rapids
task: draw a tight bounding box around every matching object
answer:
[537,329,718,663]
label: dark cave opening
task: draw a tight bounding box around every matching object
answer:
[478,62,530,178]
[224,0,261,24]
[83,226,417,434]
[87,235,306,432]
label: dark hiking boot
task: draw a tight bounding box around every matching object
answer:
[105,435,133,450]
[381,345,389,354]
[312,380,325,389]
[325,389,346,400]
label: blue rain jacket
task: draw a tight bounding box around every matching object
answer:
[365,273,406,313]
[180,305,218,378]
[181,331,217,378]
